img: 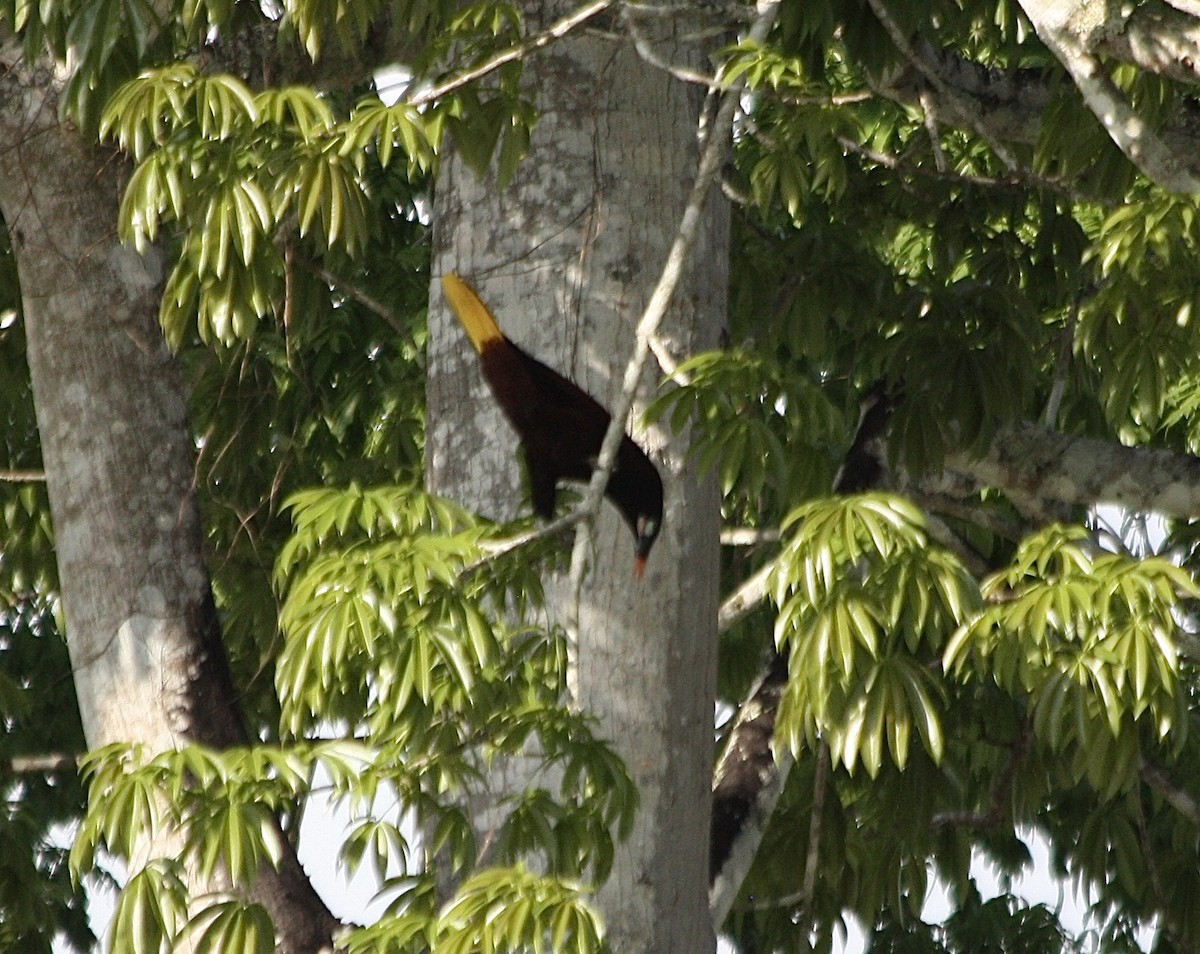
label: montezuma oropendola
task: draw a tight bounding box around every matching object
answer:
[442,274,663,578]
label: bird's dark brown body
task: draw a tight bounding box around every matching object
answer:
[442,274,663,576]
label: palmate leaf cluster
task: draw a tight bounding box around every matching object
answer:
[67,485,631,952]
[99,64,438,346]
[0,1,600,950]
[7,0,1200,951]
[663,4,1200,952]
[723,499,1200,951]
[946,526,1194,796]
[772,496,979,777]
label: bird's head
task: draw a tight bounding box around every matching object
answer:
[611,437,664,579]
[633,513,661,580]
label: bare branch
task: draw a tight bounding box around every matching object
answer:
[1042,303,1077,428]
[647,333,687,382]
[710,384,895,913]
[942,420,1200,521]
[408,0,617,108]
[798,743,829,919]
[623,10,722,89]
[918,89,947,173]
[0,469,46,482]
[458,511,583,576]
[1093,2,1200,85]
[910,491,1031,546]
[1019,0,1200,192]
[1142,759,1200,826]
[1164,0,1200,18]
[720,526,781,547]
[866,0,1021,171]
[834,134,1103,204]
[921,512,994,578]
[1132,769,1195,954]
[718,557,775,634]
[709,651,792,924]
[6,753,79,775]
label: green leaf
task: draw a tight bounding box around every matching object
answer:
[108,859,188,954]
[193,73,259,139]
[434,866,604,954]
[177,900,275,954]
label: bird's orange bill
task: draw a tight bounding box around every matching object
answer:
[634,553,647,580]
[442,274,504,354]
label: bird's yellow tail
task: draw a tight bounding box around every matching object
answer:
[442,274,504,353]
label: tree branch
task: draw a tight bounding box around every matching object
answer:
[720,527,781,547]
[717,557,775,634]
[709,650,791,925]
[6,753,79,775]
[1113,7,1200,83]
[866,0,1022,171]
[1142,759,1200,826]
[709,384,893,914]
[1165,0,1200,18]
[622,9,722,90]
[565,0,782,623]
[941,420,1200,521]
[1134,762,1195,954]
[408,0,617,108]
[1019,0,1200,192]
[798,742,829,919]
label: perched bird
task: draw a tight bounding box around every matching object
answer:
[442,273,664,578]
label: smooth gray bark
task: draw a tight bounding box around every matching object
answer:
[0,55,339,954]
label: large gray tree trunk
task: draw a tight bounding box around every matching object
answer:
[428,18,726,954]
[0,58,338,954]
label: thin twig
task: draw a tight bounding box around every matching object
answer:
[1042,298,1078,428]
[624,11,722,90]
[459,510,585,576]
[408,0,617,108]
[566,0,782,627]
[647,333,685,381]
[297,257,408,336]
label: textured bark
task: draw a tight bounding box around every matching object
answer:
[1098,3,1200,84]
[942,420,1200,520]
[1018,0,1200,192]
[428,12,724,953]
[708,652,789,923]
[0,55,338,954]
